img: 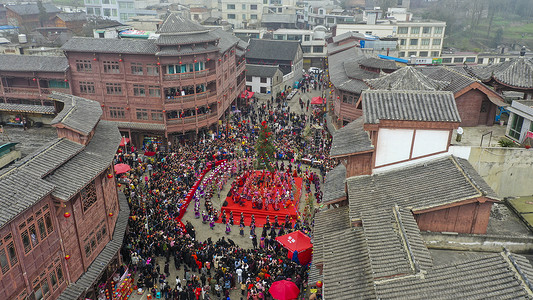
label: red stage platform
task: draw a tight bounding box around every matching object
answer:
[217,174,303,227]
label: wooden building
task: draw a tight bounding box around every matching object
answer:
[0,92,127,300]
[5,3,60,32]
[53,13,87,35]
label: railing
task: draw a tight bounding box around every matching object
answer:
[166,112,218,125]
[41,88,70,94]
[164,91,216,103]
[4,87,41,96]
[163,69,211,81]
[283,71,294,82]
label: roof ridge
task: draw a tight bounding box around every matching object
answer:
[449,156,485,197]
[393,205,420,274]
[443,65,480,82]
[501,250,533,296]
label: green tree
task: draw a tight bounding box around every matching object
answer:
[254,121,275,171]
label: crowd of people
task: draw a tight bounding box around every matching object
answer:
[117,74,333,299]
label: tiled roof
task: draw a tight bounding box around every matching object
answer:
[46,121,121,201]
[328,47,370,94]
[246,39,300,61]
[365,66,449,91]
[156,45,219,56]
[332,31,366,44]
[346,156,500,219]
[50,92,102,136]
[56,12,86,22]
[113,121,165,131]
[323,164,347,204]
[155,31,219,46]
[330,116,373,158]
[0,54,68,72]
[361,90,461,124]
[212,28,243,53]
[344,60,379,80]
[245,64,280,78]
[6,3,60,15]
[467,57,533,89]
[156,13,208,34]
[359,57,399,70]
[326,40,359,55]
[57,192,130,300]
[0,103,55,114]
[417,66,476,94]
[61,37,158,54]
[361,206,433,279]
[261,13,297,24]
[312,206,350,264]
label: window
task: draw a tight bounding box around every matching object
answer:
[500,58,506,63]
[431,51,440,57]
[398,51,405,57]
[434,27,443,34]
[242,4,246,9]
[250,14,257,20]
[477,58,484,64]
[106,83,122,95]
[442,57,452,63]
[131,62,143,75]
[242,14,246,20]
[227,14,235,19]
[0,234,18,274]
[421,39,430,46]
[398,27,408,34]
[109,107,125,119]
[301,46,311,53]
[453,57,464,63]
[136,108,148,120]
[365,31,372,35]
[103,61,120,73]
[148,86,160,97]
[408,51,417,57]
[151,110,163,121]
[103,8,111,17]
[112,9,117,17]
[465,57,476,63]
[146,64,159,75]
[118,1,134,8]
[246,75,252,82]
[133,84,145,96]
[79,81,95,94]
[423,27,432,34]
[410,39,418,46]
[260,77,267,83]
[419,51,428,57]
[410,27,420,34]
[304,35,310,41]
[509,114,524,140]
[227,4,235,9]
[76,60,92,72]
[81,181,97,212]
[399,39,406,46]
[327,18,335,24]
[432,38,441,46]
[313,46,324,53]
[260,87,267,93]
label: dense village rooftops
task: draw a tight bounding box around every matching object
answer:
[359,57,399,70]
[50,92,103,136]
[61,37,158,54]
[328,47,371,94]
[6,3,60,15]
[346,155,500,219]
[322,164,347,204]
[466,57,533,89]
[0,54,68,72]
[330,116,373,158]
[56,12,87,22]
[246,39,300,61]
[361,90,461,124]
[245,64,280,78]
[365,66,450,91]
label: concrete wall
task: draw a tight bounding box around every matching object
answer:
[421,231,533,254]
[467,147,533,197]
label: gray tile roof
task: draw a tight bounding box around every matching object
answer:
[346,156,500,219]
[344,60,379,80]
[156,13,208,34]
[359,57,399,70]
[6,3,60,16]
[61,37,158,54]
[312,206,350,264]
[113,121,165,131]
[56,12,86,22]
[261,13,297,24]
[361,90,461,124]
[326,40,359,55]
[245,64,280,78]
[212,28,243,53]
[361,206,433,279]
[417,66,476,94]
[46,120,121,201]
[330,116,373,158]
[0,54,68,72]
[0,103,56,114]
[155,31,218,46]
[364,66,450,91]
[50,92,102,136]
[375,252,533,299]
[323,164,347,204]
[328,47,370,94]
[332,31,366,44]
[246,39,300,62]
[57,192,130,300]
[156,45,219,56]
[467,57,533,89]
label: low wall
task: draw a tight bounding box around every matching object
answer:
[0,150,20,168]
[421,231,533,253]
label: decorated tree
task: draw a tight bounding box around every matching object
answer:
[255,120,276,171]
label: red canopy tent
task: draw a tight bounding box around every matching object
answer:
[119,137,130,147]
[275,231,313,265]
[311,97,324,105]
[114,163,131,174]
[241,90,255,99]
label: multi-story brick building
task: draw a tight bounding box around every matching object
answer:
[61,14,247,146]
[0,92,126,300]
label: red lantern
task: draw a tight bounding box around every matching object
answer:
[93,57,97,61]
[162,110,166,113]
[194,59,197,63]
[65,255,70,260]
[207,58,210,61]
[64,212,71,218]
[157,62,160,65]
[179,61,182,64]
[117,183,122,187]
[119,58,123,62]
[64,79,68,82]
[101,104,105,107]
[107,174,113,178]
[316,281,323,288]
[218,59,222,62]
[109,212,114,217]
[32,78,36,81]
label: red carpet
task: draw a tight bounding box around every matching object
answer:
[217,173,303,227]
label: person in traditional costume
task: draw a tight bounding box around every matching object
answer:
[225,222,231,234]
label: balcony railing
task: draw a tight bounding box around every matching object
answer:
[165,91,216,103]
[163,69,213,81]
[166,112,218,125]
[3,87,70,96]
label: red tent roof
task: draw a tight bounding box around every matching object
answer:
[241,90,255,99]
[311,97,324,105]
[276,230,312,253]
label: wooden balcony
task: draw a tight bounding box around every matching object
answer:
[162,69,216,83]
[3,87,71,99]
[164,91,217,110]
[166,112,219,133]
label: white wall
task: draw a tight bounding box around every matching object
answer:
[246,76,272,94]
[412,129,449,158]
[375,128,413,167]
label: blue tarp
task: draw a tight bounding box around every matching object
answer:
[378,54,409,64]
[0,25,18,30]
